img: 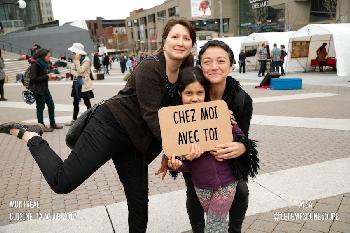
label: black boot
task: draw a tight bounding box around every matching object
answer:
[0,122,43,139]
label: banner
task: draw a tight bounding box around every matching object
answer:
[191,0,212,19]
[158,100,232,157]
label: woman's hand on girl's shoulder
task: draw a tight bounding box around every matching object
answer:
[184,143,203,161]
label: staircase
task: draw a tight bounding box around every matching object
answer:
[2,50,30,83]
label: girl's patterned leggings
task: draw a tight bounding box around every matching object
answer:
[195,181,238,233]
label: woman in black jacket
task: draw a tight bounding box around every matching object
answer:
[184,40,258,233]
[0,19,196,233]
[28,48,63,132]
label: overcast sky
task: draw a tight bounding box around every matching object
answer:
[51,0,165,25]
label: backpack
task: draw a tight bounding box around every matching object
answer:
[22,65,32,89]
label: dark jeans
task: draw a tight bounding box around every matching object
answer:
[183,173,249,233]
[33,91,56,125]
[0,79,4,98]
[239,62,245,73]
[258,60,267,76]
[271,61,280,73]
[27,105,150,233]
[73,94,92,120]
[104,65,109,74]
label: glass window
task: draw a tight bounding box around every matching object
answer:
[191,19,229,33]
[244,45,257,57]
[168,7,176,17]
[127,21,132,27]
[140,17,147,26]
[148,14,155,23]
[157,10,166,19]
[310,0,337,22]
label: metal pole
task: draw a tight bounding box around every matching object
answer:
[219,0,223,37]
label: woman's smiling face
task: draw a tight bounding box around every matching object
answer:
[200,46,232,85]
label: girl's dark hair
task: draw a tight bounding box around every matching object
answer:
[157,18,196,68]
[178,66,208,95]
[33,48,50,59]
[198,40,234,66]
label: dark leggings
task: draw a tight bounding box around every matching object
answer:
[0,79,4,98]
[183,173,249,233]
[27,105,151,233]
[73,94,92,120]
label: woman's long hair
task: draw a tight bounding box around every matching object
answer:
[157,18,196,68]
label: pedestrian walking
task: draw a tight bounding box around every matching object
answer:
[0,49,8,101]
[103,55,110,75]
[239,49,246,73]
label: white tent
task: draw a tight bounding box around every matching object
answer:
[196,36,246,70]
[240,31,295,70]
[286,23,350,76]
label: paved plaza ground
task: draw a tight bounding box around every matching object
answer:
[0,62,349,232]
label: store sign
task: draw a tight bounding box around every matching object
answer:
[249,0,269,9]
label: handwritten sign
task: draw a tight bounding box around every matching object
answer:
[158,100,232,157]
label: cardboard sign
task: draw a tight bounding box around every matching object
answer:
[158,100,232,157]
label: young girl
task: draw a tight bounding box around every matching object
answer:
[159,66,255,233]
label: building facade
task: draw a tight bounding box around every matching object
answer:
[240,0,350,35]
[38,0,54,24]
[86,18,127,54]
[126,0,349,53]
[0,0,43,34]
[125,0,237,54]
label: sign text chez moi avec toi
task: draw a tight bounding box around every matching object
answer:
[158,100,233,157]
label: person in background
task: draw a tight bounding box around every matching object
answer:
[316,43,328,72]
[238,49,246,74]
[0,49,7,101]
[271,43,281,73]
[30,43,41,57]
[103,55,110,75]
[126,57,133,73]
[65,43,94,126]
[258,43,267,77]
[27,48,63,132]
[119,53,126,74]
[280,45,287,75]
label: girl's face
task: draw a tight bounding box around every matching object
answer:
[163,24,192,61]
[200,47,232,85]
[44,53,51,62]
[181,81,205,104]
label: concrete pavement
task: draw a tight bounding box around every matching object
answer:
[0,64,349,232]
